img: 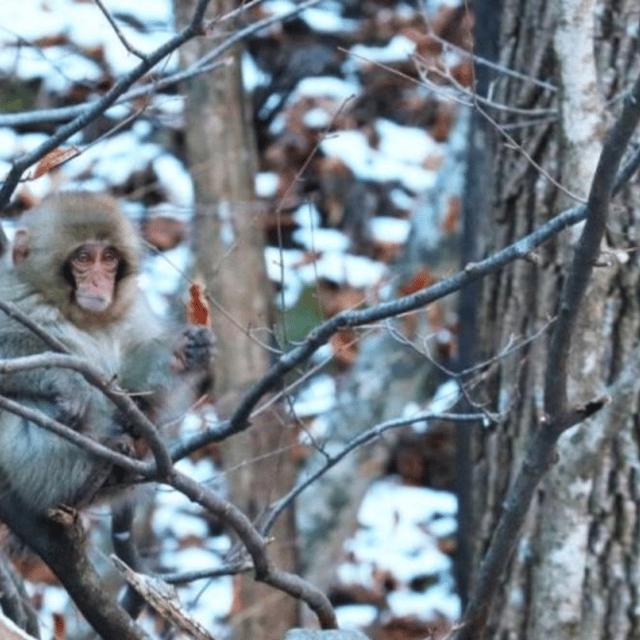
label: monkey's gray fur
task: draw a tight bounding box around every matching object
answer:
[0,192,214,514]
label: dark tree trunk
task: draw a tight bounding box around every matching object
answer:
[461,1,640,638]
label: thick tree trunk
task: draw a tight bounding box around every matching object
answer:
[174,3,299,639]
[463,1,640,638]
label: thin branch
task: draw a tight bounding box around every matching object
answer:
[0,59,227,128]
[260,411,485,536]
[0,0,212,208]
[93,0,147,60]
[0,498,153,640]
[162,560,253,584]
[544,70,640,419]
[0,350,171,476]
[0,393,150,475]
[423,31,558,93]
[218,123,640,445]
[453,68,640,640]
[0,0,321,130]
[169,470,338,629]
[0,298,70,354]
[452,397,608,640]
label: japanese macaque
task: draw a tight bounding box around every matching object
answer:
[0,192,215,515]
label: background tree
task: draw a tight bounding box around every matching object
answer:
[175,0,299,638]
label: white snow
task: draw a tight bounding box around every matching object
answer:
[242,51,271,92]
[300,7,359,34]
[153,154,195,207]
[335,604,378,629]
[293,202,323,228]
[424,379,460,416]
[293,374,337,417]
[321,129,437,192]
[376,118,443,165]
[293,76,361,102]
[339,477,460,622]
[255,171,280,198]
[350,34,417,65]
[0,0,176,91]
[293,227,351,252]
[370,216,411,244]
[304,106,332,129]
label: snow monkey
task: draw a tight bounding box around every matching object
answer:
[0,192,215,515]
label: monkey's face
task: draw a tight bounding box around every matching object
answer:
[67,241,122,318]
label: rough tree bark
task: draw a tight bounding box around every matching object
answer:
[174,2,299,639]
[462,1,640,638]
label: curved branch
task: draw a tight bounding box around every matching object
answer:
[169,470,337,629]
[0,393,151,475]
[260,411,484,536]
[0,496,152,640]
[453,69,640,640]
[0,0,321,130]
[213,129,640,445]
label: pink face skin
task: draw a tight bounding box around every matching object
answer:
[69,241,121,316]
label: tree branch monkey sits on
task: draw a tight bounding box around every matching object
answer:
[0,192,215,515]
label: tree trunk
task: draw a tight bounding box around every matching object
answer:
[174,3,299,639]
[462,0,640,638]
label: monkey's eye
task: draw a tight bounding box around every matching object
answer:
[74,248,93,263]
[101,247,120,267]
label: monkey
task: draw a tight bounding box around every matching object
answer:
[0,192,215,516]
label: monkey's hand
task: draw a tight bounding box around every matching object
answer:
[171,326,217,374]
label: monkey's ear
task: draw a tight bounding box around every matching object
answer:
[12,229,29,265]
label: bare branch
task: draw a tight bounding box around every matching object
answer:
[169,470,337,629]
[0,0,321,130]
[93,0,147,60]
[0,501,153,640]
[0,299,70,354]
[260,411,486,536]
[453,68,640,640]
[544,70,640,419]
[112,556,220,640]
[0,393,150,475]
[0,0,212,208]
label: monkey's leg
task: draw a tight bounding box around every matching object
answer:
[112,500,146,617]
[72,434,137,509]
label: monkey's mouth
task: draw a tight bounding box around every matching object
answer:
[75,292,111,313]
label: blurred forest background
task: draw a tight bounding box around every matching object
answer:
[2,0,640,639]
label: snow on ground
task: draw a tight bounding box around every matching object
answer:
[337,478,460,624]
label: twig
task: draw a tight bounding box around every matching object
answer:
[0,0,321,130]
[423,30,558,93]
[93,0,147,60]
[0,393,150,475]
[169,470,338,629]
[0,0,212,208]
[260,410,485,535]
[0,298,70,353]
[544,70,640,418]
[112,556,220,640]
[0,349,171,476]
